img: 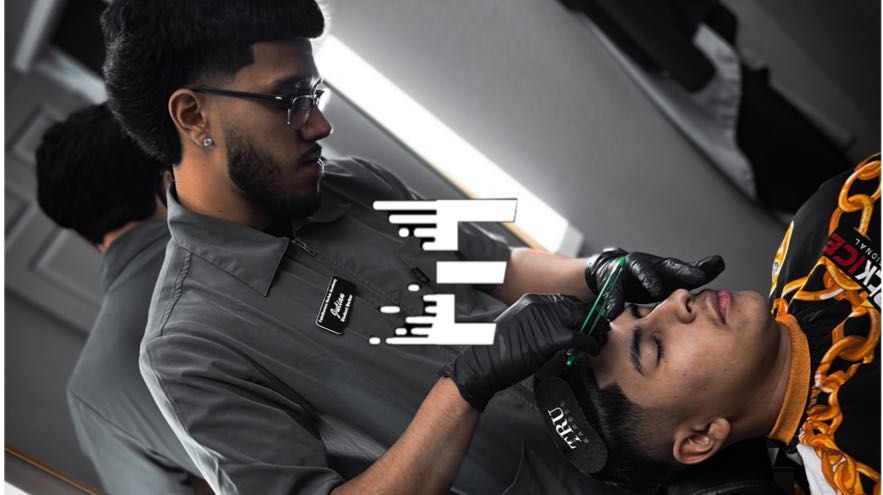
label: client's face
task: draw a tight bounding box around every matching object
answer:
[589,289,782,417]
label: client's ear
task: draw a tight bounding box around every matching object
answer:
[672,417,730,465]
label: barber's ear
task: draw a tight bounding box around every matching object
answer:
[672,417,730,465]
[168,89,212,149]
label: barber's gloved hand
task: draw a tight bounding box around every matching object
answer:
[440,294,598,412]
[585,247,725,321]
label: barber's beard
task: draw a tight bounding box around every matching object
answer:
[224,126,321,218]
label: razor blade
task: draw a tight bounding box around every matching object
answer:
[565,256,626,367]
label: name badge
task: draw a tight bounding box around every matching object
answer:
[315,276,356,335]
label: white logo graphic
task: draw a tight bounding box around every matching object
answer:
[436,261,508,284]
[547,405,583,450]
[385,294,496,345]
[373,199,517,251]
[370,199,516,346]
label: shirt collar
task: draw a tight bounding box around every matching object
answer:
[767,313,811,444]
[100,219,169,291]
[166,184,350,296]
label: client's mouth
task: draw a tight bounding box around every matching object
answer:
[717,290,730,323]
[706,289,728,323]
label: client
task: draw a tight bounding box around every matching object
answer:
[534,155,880,494]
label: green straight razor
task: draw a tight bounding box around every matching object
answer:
[565,256,626,367]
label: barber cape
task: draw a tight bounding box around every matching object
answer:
[768,155,881,495]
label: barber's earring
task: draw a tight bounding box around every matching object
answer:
[202,137,214,147]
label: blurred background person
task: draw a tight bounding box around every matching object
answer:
[33,103,210,494]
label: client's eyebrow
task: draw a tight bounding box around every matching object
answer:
[630,325,644,376]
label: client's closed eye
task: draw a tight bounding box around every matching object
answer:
[653,333,665,364]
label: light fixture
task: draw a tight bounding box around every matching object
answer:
[315,36,583,255]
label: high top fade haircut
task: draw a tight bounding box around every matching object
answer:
[35,103,165,245]
[566,360,686,494]
[101,0,326,165]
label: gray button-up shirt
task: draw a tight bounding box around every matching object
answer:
[141,157,557,494]
[68,219,201,494]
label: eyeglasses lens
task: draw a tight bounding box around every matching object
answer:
[287,91,324,129]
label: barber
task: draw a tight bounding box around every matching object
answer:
[102,1,723,492]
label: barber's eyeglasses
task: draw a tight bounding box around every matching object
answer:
[191,82,326,129]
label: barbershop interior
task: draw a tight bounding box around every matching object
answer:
[5,0,881,494]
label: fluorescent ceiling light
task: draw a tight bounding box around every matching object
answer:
[316,36,582,255]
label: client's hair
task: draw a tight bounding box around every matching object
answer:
[567,362,686,493]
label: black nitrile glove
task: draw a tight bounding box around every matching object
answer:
[585,247,725,321]
[440,294,599,412]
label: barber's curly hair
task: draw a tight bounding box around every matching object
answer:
[568,362,687,494]
[35,103,164,245]
[101,0,326,165]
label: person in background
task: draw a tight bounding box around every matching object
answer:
[35,103,211,494]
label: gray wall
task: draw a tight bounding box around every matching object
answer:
[724,0,880,161]
[323,0,878,293]
[732,0,880,131]
[5,294,99,488]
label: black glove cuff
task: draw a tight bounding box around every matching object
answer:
[584,254,602,294]
[584,247,625,294]
[438,361,490,413]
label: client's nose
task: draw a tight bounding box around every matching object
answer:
[666,289,695,323]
